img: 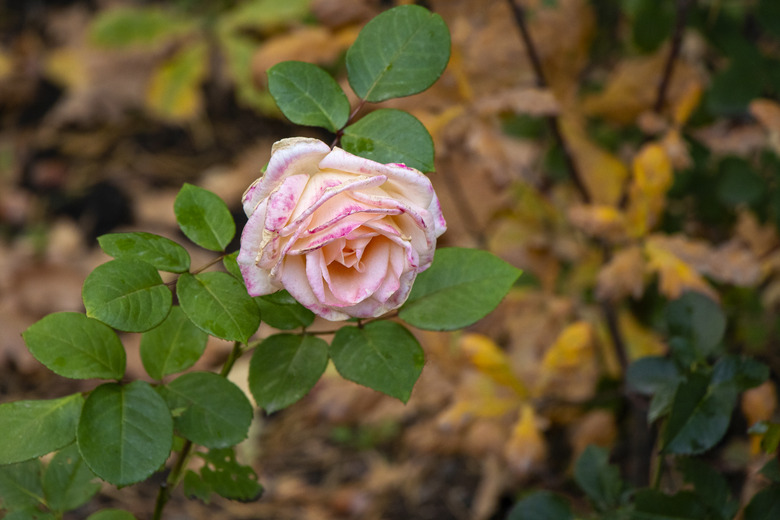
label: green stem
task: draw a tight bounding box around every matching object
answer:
[152,340,245,520]
[650,426,665,490]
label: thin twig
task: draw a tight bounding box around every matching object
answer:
[654,0,695,114]
[504,0,591,203]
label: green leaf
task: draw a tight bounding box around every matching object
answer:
[741,485,780,520]
[98,232,190,273]
[174,183,235,252]
[194,447,263,502]
[633,489,709,520]
[177,272,260,342]
[255,291,315,330]
[77,381,173,486]
[42,444,100,513]
[648,381,679,422]
[717,157,766,209]
[507,491,573,520]
[666,292,725,360]
[159,372,253,448]
[632,0,674,52]
[626,356,682,395]
[23,312,126,380]
[341,109,435,172]
[249,334,328,413]
[678,458,737,519]
[712,355,769,391]
[3,510,57,520]
[399,248,522,330]
[573,445,623,511]
[89,7,192,48]
[217,0,310,34]
[0,394,84,464]
[82,259,172,333]
[0,460,44,511]
[268,61,350,132]
[346,4,450,102]
[183,469,212,503]
[223,251,243,279]
[330,321,424,402]
[662,372,736,455]
[760,458,780,482]
[86,510,137,520]
[147,43,208,122]
[140,306,208,380]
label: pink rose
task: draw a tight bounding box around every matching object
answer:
[237,137,447,321]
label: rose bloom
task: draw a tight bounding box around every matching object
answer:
[237,137,446,321]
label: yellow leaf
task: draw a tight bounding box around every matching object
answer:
[644,237,718,301]
[618,309,666,360]
[626,143,673,237]
[146,43,207,122]
[45,48,90,91]
[437,372,520,430]
[560,116,628,205]
[742,381,778,455]
[460,334,528,398]
[568,204,628,242]
[504,404,547,478]
[0,49,13,81]
[672,81,702,126]
[541,321,593,371]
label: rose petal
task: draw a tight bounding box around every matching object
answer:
[326,237,390,305]
[237,207,278,296]
[242,138,330,216]
[265,174,308,232]
[281,254,348,321]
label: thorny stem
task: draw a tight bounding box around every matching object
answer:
[152,341,245,520]
[654,0,695,114]
[164,253,229,287]
[504,0,591,204]
[331,99,368,148]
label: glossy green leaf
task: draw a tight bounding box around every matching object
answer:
[341,109,434,172]
[330,321,424,402]
[23,312,126,380]
[86,510,137,520]
[174,183,235,252]
[89,7,192,48]
[194,447,263,502]
[648,381,679,422]
[346,5,450,102]
[42,444,100,514]
[249,334,328,413]
[177,272,260,342]
[0,460,44,511]
[507,491,573,520]
[183,469,212,503]
[140,306,208,380]
[98,232,190,273]
[626,356,682,395]
[663,372,736,455]
[573,445,623,511]
[223,251,242,279]
[268,61,349,132]
[159,372,253,448]
[712,355,769,391]
[0,394,84,464]
[255,290,315,330]
[77,381,173,486]
[666,292,725,360]
[399,248,522,330]
[82,259,172,332]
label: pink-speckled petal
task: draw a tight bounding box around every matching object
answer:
[265,174,308,232]
[242,138,330,216]
[237,209,278,296]
[427,190,447,238]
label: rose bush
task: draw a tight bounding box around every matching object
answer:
[237,137,447,320]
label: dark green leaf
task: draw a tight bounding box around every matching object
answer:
[743,485,780,520]
[633,489,709,520]
[663,372,736,455]
[268,61,350,132]
[159,372,253,448]
[678,458,737,520]
[341,109,435,172]
[174,183,235,252]
[255,290,315,330]
[98,232,190,273]
[23,312,126,380]
[346,4,450,102]
[195,448,263,502]
[183,469,212,503]
[712,355,770,391]
[717,157,766,209]
[249,334,329,413]
[507,491,573,520]
[82,259,172,332]
[0,460,44,511]
[632,0,674,52]
[626,356,681,395]
[42,444,100,513]
[3,510,57,520]
[177,272,260,342]
[330,321,424,402]
[666,292,725,359]
[0,394,84,464]
[648,381,679,422]
[399,248,522,330]
[573,445,623,511]
[77,381,173,486]
[140,306,208,380]
[760,458,780,482]
[86,510,137,520]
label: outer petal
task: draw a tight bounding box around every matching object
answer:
[280,255,349,321]
[237,207,278,296]
[242,138,330,216]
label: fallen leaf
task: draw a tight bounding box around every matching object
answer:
[749,98,780,155]
[596,245,646,302]
[541,320,594,371]
[568,204,629,242]
[504,404,547,478]
[460,333,529,397]
[644,235,719,300]
[626,142,673,236]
